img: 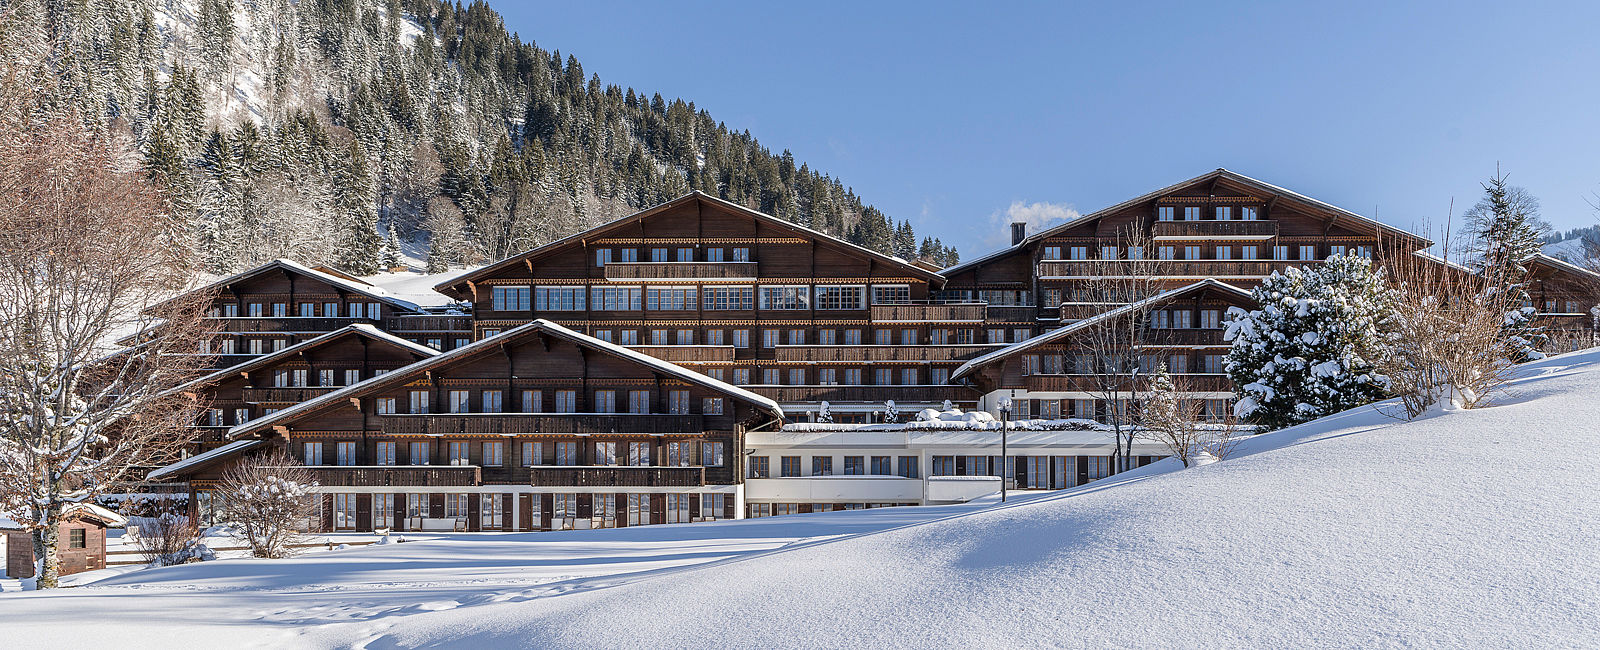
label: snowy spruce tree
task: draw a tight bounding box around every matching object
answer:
[1466,171,1547,362]
[1224,254,1400,429]
[380,223,403,270]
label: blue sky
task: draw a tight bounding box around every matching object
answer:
[494,1,1600,257]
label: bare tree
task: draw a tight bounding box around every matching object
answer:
[1382,243,1517,418]
[1072,223,1170,473]
[218,450,320,558]
[1137,368,1208,467]
[0,52,213,588]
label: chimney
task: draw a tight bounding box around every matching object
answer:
[1010,222,1027,246]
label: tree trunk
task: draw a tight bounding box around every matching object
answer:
[31,502,61,589]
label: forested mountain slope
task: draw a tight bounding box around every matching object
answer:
[12,0,957,274]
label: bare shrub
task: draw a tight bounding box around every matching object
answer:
[1138,369,1243,467]
[1382,248,1516,417]
[130,513,200,567]
[218,450,320,558]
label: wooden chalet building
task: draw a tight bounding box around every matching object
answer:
[1524,253,1600,352]
[167,324,438,453]
[432,191,1001,420]
[150,320,783,532]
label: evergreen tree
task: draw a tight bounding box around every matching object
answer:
[1224,254,1400,430]
[334,142,382,274]
[1467,171,1548,362]
[381,223,403,270]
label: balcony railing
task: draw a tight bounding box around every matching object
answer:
[384,315,473,332]
[602,261,759,280]
[773,344,1002,363]
[380,413,705,436]
[1023,373,1234,393]
[301,466,482,487]
[1152,220,1279,240]
[1037,260,1303,279]
[240,386,342,403]
[751,384,977,404]
[869,302,987,323]
[631,345,735,363]
[529,466,705,487]
[205,317,373,333]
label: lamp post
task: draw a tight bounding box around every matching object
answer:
[997,397,1012,503]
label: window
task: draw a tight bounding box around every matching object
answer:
[1205,354,1225,374]
[298,302,315,317]
[205,409,223,426]
[336,442,356,466]
[555,390,576,413]
[787,329,806,345]
[762,369,780,385]
[594,441,618,466]
[594,390,617,413]
[303,442,323,465]
[482,390,503,413]
[818,368,837,385]
[1044,246,1063,259]
[1100,245,1117,259]
[248,303,264,317]
[1086,456,1111,481]
[667,441,695,466]
[1200,309,1221,329]
[987,328,1006,344]
[332,494,356,530]
[875,329,892,345]
[1157,206,1174,221]
[629,390,651,414]
[373,493,393,529]
[870,456,892,475]
[762,329,781,348]
[619,330,639,345]
[482,441,504,467]
[1300,245,1316,260]
[595,248,612,266]
[788,368,805,385]
[701,442,725,467]
[1216,206,1232,220]
[591,286,642,310]
[448,390,470,413]
[271,370,289,387]
[871,285,911,304]
[535,287,585,311]
[376,442,396,466]
[844,456,864,475]
[812,456,833,476]
[932,456,955,476]
[350,303,368,319]
[627,494,648,526]
[759,286,809,310]
[677,329,695,345]
[521,441,542,466]
[482,329,500,338]
[814,286,866,310]
[553,493,577,530]
[702,493,726,521]
[426,338,443,351]
[702,286,753,310]
[1242,245,1258,260]
[444,493,468,518]
[898,456,920,478]
[522,390,541,413]
[929,328,950,345]
[448,441,470,466]
[1128,246,1144,260]
[844,368,862,385]
[706,247,725,262]
[732,329,750,348]
[1070,246,1087,260]
[1242,206,1258,220]
[780,456,801,477]
[705,329,725,346]
[620,248,637,262]
[645,286,696,310]
[1184,206,1200,221]
[233,408,250,424]
[931,368,950,384]
[901,368,918,385]
[556,442,578,465]
[1355,245,1371,258]
[844,329,862,345]
[1185,245,1201,260]
[677,247,694,262]
[706,368,725,381]
[1274,245,1290,260]
[491,286,531,311]
[409,441,429,465]
[749,456,771,478]
[651,248,668,262]
[733,369,751,385]
[875,368,893,385]
[1012,328,1031,342]
[1330,245,1347,257]
[1217,245,1232,260]
[271,302,287,317]
[667,493,691,524]
[344,369,361,386]
[669,390,691,414]
[1174,309,1193,329]
[732,247,750,261]
[481,493,506,529]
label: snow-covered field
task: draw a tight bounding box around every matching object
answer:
[5,350,1600,648]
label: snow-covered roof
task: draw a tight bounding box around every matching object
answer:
[943,168,1431,276]
[228,319,782,440]
[154,259,422,313]
[1525,253,1600,283]
[1410,250,1476,274]
[436,191,944,297]
[0,502,127,529]
[146,440,265,481]
[162,324,439,397]
[950,279,1254,380]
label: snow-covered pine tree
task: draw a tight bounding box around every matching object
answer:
[381,222,403,270]
[1224,254,1400,430]
[1468,171,1547,362]
[335,142,383,275]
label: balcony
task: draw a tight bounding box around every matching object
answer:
[632,345,735,364]
[302,466,482,487]
[384,315,473,332]
[206,317,373,333]
[529,466,705,487]
[240,386,342,403]
[380,413,705,436]
[869,302,987,323]
[773,345,1002,363]
[1023,373,1233,393]
[602,261,759,281]
[752,384,977,404]
[1152,220,1278,240]
[1037,260,1303,279]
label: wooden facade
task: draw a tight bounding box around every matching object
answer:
[2,506,121,579]
[1525,254,1600,352]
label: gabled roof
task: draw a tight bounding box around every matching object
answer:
[943,168,1432,276]
[435,191,945,298]
[146,439,265,481]
[227,319,782,440]
[1525,253,1600,283]
[1,502,127,529]
[951,279,1255,381]
[152,259,422,313]
[162,324,440,397]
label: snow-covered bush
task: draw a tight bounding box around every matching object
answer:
[1225,254,1399,429]
[882,400,899,424]
[130,513,200,567]
[219,451,320,559]
[817,401,833,424]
